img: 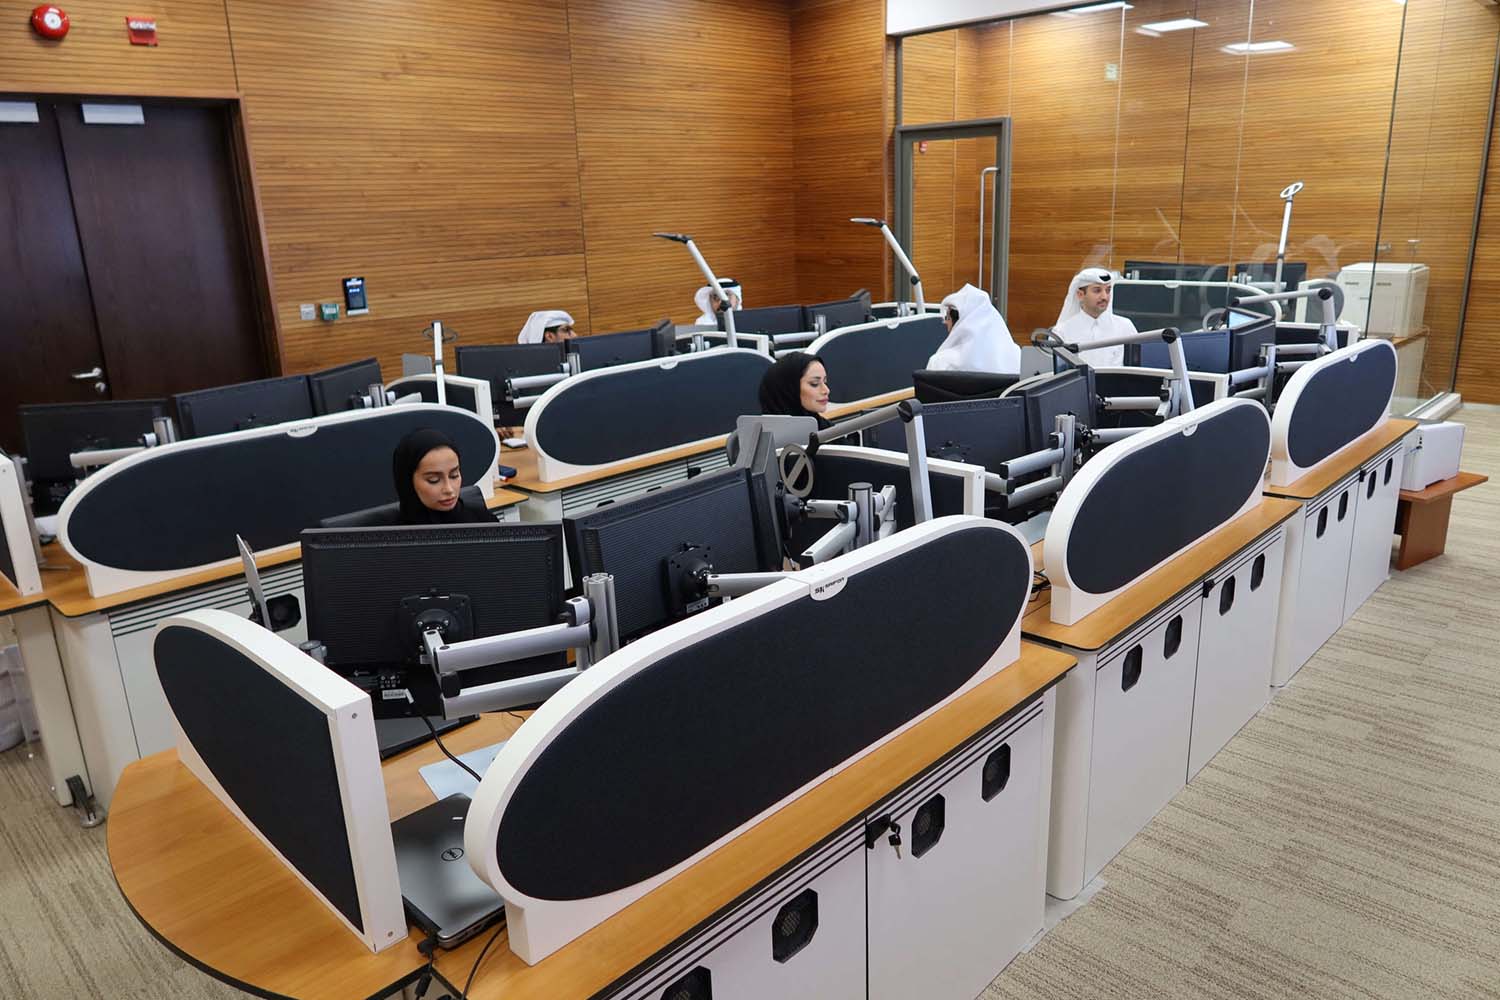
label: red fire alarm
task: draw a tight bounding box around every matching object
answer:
[125,16,158,46]
[30,5,70,39]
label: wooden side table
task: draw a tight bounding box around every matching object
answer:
[1395,471,1489,570]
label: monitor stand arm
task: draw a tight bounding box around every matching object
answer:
[987,413,1078,511]
[1037,326,1195,416]
[813,399,933,523]
[419,582,620,717]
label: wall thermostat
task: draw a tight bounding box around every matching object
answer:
[31,6,70,39]
[343,276,368,315]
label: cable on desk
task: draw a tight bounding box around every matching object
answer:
[460,922,508,998]
[414,931,440,999]
[422,716,483,784]
[1029,571,1051,603]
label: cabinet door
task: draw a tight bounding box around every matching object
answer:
[1190,533,1286,779]
[868,706,1047,1000]
[1343,447,1405,619]
[617,833,866,1000]
[1290,483,1358,669]
[1086,598,1201,881]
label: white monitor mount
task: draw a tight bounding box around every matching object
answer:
[653,232,738,348]
[850,218,926,315]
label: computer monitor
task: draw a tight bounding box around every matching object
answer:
[649,317,677,358]
[174,375,314,438]
[807,295,872,333]
[1019,369,1096,453]
[19,398,169,486]
[912,369,1019,403]
[454,342,566,428]
[568,327,657,371]
[1233,261,1307,295]
[300,522,567,719]
[721,304,808,337]
[865,397,1028,474]
[1227,307,1277,372]
[309,358,384,415]
[1133,330,1231,373]
[564,466,782,643]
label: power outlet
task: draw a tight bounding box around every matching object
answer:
[299,303,316,321]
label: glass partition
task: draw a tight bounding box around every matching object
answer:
[899,0,1500,411]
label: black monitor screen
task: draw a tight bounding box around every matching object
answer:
[20,399,169,483]
[174,375,314,438]
[301,522,566,717]
[569,328,656,371]
[1134,330,1231,373]
[865,397,1027,474]
[912,369,1019,403]
[308,358,383,415]
[388,378,481,416]
[650,317,677,358]
[807,297,872,333]
[1233,261,1307,295]
[454,343,566,427]
[1228,309,1277,372]
[787,451,973,555]
[564,466,781,642]
[1020,370,1095,453]
[722,304,808,336]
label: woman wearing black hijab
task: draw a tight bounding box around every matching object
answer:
[391,428,495,524]
[758,352,833,428]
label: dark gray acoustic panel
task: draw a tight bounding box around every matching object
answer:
[494,522,1030,900]
[1065,403,1269,595]
[788,451,971,556]
[1285,347,1396,471]
[387,378,481,415]
[817,317,948,404]
[153,624,362,931]
[532,353,770,468]
[65,409,496,572]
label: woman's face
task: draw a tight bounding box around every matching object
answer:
[543,322,576,342]
[800,362,830,413]
[413,446,462,513]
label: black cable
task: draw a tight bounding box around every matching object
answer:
[1029,570,1051,603]
[422,716,482,784]
[460,922,507,998]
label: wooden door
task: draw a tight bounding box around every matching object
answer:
[0,104,112,453]
[54,102,266,398]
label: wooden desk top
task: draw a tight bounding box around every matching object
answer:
[433,642,1073,999]
[0,575,47,615]
[1400,470,1489,504]
[1023,497,1302,652]
[501,389,915,494]
[1263,418,1417,501]
[27,488,529,619]
[108,644,1073,1000]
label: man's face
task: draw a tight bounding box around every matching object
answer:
[1077,282,1110,319]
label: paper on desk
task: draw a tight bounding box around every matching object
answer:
[418,741,507,800]
[35,515,59,540]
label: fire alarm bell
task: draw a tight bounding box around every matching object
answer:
[31,5,70,39]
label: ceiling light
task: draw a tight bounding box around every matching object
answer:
[1067,1,1133,11]
[1222,40,1295,54]
[1141,17,1208,31]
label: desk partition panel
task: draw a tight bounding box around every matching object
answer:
[1269,339,1397,486]
[808,315,948,407]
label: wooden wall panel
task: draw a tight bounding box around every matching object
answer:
[904,31,959,300]
[791,0,891,305]
[1175,2,1252,267]
[227,1,587,376]
[0,1,236,97]
[569,0,798,331]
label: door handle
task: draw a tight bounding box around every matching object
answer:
[71,367,104,380]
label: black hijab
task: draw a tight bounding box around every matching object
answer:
[758,352,832,429]
[391,428,493,524]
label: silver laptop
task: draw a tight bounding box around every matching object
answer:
[391,793,505,948]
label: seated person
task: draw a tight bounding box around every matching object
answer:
[927,284,1020,373]
[759,351,832,428]
[517,310,576,344]
[694,280,742,326]
[1054,268,1135,367]
[393,428,495,524]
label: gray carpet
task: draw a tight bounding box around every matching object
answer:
[1,409,1495,1000]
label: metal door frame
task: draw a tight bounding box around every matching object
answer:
[894,117,1012,314]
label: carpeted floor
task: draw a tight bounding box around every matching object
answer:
[1,408,1495,1000]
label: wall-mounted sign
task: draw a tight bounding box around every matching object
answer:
[31,5,70,40]
[342,276,368,316]
[125,17,158,46]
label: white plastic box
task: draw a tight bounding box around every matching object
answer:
[1401,421,1464,492]
[1334,262,1429,338]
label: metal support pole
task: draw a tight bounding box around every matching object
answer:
[850,481,875,548]
[431,321,448,406]
[1274,181,1304,296]
[653,233,738,348]
[582,573,619,664]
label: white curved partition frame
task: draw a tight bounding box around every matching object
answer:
[1044,398,1272,626]
[523,348,771,483]
[57,404,499,598]
[0,454,43,596]
[153,609,405,954]
[812,444,987,517]
[464,515,1032,964]
[1269,339,1397,487]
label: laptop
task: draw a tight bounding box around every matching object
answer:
[392,793,506,948]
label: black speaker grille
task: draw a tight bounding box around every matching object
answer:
[1285,344,1396,470]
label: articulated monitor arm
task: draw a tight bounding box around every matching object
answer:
[653,232,739,348]
[1035,326,1194,417]
[850,218,925,314]
[813,398,934,523]
[984,412,1078,510]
